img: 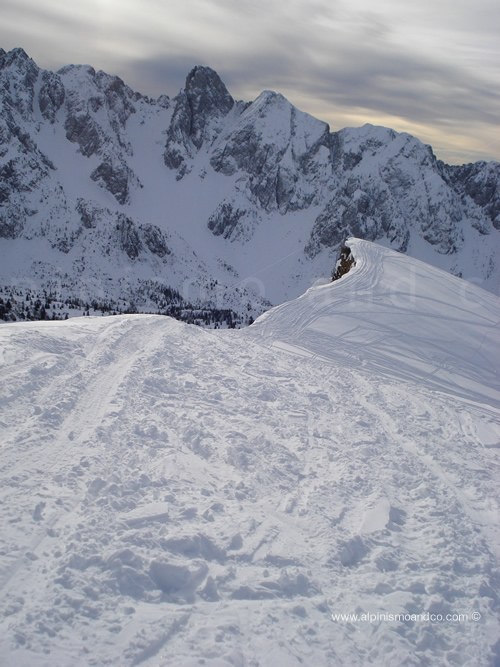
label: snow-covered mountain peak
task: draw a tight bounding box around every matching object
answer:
[237,87,329,144]
[333,122,435,170]
[250,89,288,110]
[0,47,40,121]
[0,47,499,326]
[0,46,34,75]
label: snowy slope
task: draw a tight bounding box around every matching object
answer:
[0,239,499,666]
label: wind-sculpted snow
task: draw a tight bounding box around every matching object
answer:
[250,239,500,406]
[0,240,499,665]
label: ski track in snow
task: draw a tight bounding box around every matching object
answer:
[0,240,499,666]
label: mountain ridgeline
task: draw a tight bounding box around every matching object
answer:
[0,47,499,324]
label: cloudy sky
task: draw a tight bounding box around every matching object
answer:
[2,0,499,163]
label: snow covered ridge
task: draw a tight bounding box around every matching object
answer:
[0,239,499,665]
[0,47,499,327]
[251,239,500,406]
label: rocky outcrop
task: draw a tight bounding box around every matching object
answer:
[38,71,65,123]
[118,214,142,259]
[207,201,257,241]
[0,48,39,120]
[164,66,235,178]
[0,203,25,239]
[90,160,131,206]
[0,51,59,239]
[446,161,500,230]
[75,200,170,258]
[59,65,141,203]
[331,245,356,282]
[60,66,137,155]
[140,223,171,257]
[76,198,101,229]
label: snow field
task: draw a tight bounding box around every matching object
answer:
[0,240,499,665]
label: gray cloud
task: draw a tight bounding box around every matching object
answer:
[0,0,498,163]
[304,51,499,128]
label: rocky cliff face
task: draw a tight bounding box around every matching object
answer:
[164,66,236,178]
[446,161,500,231]
[59,64,143,205]
[0,47,498,324]
[305,127,467,258]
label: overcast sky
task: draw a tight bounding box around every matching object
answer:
[1,0,499,163]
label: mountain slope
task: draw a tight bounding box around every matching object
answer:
[0,239,499,665]
[0,47,499,326]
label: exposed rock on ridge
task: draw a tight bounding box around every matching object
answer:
[331,245,356,282]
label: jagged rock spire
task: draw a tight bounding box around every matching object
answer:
[164,66,235,175]
[185,66,234,128]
